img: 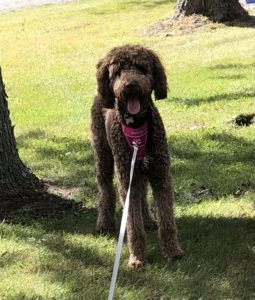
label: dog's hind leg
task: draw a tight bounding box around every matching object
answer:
[147,107,184,259]
[148,160,184,260]
[141,183,157,231]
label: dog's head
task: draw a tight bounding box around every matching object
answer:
[96,45,167,115]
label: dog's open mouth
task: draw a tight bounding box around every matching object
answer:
[127,98,141,115]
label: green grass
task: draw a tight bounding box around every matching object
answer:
[0,0,255,299]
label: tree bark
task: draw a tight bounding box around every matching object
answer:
[0,67,39,193]
[172,0,249,22]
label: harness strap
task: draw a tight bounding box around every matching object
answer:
[108,145,138,300]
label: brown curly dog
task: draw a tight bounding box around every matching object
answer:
[91,44,184,268]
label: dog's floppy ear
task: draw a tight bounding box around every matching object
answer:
[96,59,115,108]
[151,53,168,100]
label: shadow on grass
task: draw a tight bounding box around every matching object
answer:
[170,131,254,197]
[208,62,255,70]
[124,0,175,7]
[0,126,254,298]
[16,129,97,201]
[0,187,98,234]
[87,0,173,15]
[224,15,255,29]
[1,214,254,299]
[172,89,254,107]
[4,127,252,232]
[116,216,255,299]
[15,127,255,204]
[213,74,245,80]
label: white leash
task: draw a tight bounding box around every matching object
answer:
[108,144,138,300]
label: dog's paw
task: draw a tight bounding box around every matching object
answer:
[163,246,185,261]
[128,255,145,268]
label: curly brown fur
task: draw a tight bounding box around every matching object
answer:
[91,44,184,268]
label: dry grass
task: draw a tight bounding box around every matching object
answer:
[138,15,223,37]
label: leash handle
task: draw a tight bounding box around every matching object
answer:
[108,145,138,300]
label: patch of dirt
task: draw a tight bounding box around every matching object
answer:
[44,180,79,200]
[137,15,220,37]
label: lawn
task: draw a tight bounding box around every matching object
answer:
[0,0,254,299]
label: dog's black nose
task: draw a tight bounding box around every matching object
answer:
[124,82,141,98]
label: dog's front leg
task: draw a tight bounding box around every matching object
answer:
[95,150,116,234]
[91,105,116,234]
[117,169,147,268]
[106,112,147,267]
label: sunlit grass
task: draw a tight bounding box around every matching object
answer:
[0,0,254,299]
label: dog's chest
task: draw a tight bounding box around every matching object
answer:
[121,122,148,161]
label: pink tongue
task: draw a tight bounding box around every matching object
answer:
[127,99,141,115]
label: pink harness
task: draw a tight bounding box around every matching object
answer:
[121,122,148,160]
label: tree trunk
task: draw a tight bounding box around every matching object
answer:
[172,0,249,22]
[0,67,39,193]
